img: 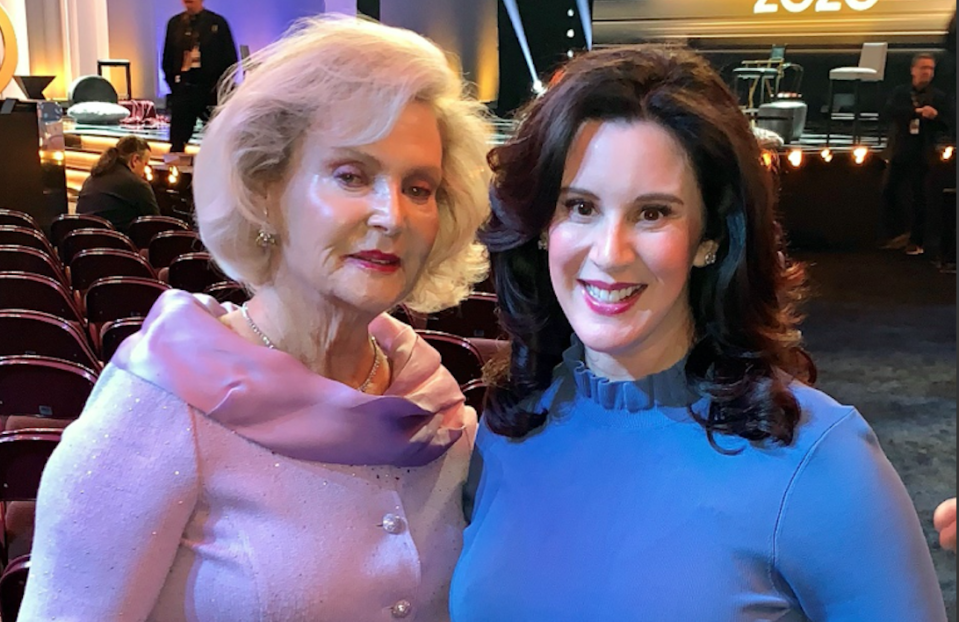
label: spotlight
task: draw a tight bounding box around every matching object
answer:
[787,149,803,168]
[852,146,868,165]
[820,148,833,163]
[531,79,546,96]
[942,146,954,161]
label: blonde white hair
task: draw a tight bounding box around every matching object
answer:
[193,15,491,312]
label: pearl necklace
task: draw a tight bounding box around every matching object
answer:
[240,303,382,393]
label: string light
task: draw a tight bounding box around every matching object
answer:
[787,149,803,168]
[852,146,869,165]
[820,148,833,163]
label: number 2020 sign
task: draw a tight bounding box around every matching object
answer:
[754,0,880,13]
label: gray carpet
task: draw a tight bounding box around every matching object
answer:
[796,250,956,620]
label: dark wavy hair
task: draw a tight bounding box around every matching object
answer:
[481,45,815,447]
[91,135,150,177]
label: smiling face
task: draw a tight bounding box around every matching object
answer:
[272,101,444,315]
[547,119,716,378]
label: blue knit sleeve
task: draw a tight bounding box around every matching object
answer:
[774,409,946,621]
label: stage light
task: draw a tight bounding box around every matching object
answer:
[566,29,575,38]
[567,49,574,58]
[53,150,64,163]
[787,149,803,168]
[942,146,954,161]
[168,165,180,185]
[144,165,154,182]
[761,151,774,168]
[852,146,868,165]
[820,148,833,163]
[532,79,546,95]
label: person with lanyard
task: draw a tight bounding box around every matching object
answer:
[879,53,951,256]
[450,45,947,621]
[161,0,238,154]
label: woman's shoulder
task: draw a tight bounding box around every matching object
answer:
[786,381,879,465]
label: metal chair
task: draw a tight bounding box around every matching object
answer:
[733,45,787,112]
[827,42,888,144]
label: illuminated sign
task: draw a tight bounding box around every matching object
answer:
[0,4,18,94]
[754,0,880,13]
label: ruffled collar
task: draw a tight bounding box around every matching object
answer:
[560,336,700,413]
[111,289,473,467]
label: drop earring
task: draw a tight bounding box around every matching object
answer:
[256,207,278,247]
[537,233,548,251]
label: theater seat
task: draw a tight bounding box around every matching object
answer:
[127,215,190,250]
[416,330,485,388]
[49,213,114,248]
[0,311,100,372]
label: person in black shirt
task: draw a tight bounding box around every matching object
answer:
[162,0,238,153]
[76,136,160,231]
[879,53,951,256]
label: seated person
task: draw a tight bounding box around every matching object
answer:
[76,135,159,231]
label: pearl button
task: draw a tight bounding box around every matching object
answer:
[391,599,412,618]
[381,513,405,534]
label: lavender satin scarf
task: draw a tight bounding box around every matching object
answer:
[111,290,472,467]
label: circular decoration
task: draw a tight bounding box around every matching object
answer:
[0,5,19,94]
[68,75,119,104]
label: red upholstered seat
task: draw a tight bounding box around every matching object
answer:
[166,252,227,293]
[0,273,84,325]
[0,227,56,258]
[426,292,502,339]
[147,229,204,269]
[68,248,156,293]
[0,245,66,285]
[0,311,100,371]
[59,229,137,266]
[127,215,190,250]
[49,213,114,248]
[99,317,143,363]
[0,209,40,232]
[84,276,168,328]
[415,329,485,388]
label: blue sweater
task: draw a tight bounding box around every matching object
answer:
[450,341,946,621]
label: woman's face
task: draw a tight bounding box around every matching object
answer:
[547,119,715,374]
[274,101,443,314]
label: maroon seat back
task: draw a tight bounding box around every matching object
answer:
[0,273,83,324]
[0,554,30,622]
[0,245,65,284]
[49,213,113,247]
[461,379,488,416]
[84,276,169,325]
[128,215,190,249]
[0,356,97,420]
[416,330,486,387]
[426,293,502,339]
[69,248,156,292]
[147,230,204,269]
[0,429,62,501]
[0,311,99,370]
[0,209,39,231]
[99,317,144,363]
[59,229,136,265]
[0,227,55,258]
[0,555,30,622]
[204,281,249,305]
[167,252,226,293]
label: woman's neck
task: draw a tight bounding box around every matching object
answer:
[238,285,386,391]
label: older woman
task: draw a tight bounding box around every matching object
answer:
[20,16,490,621]
[450,46,947,621]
